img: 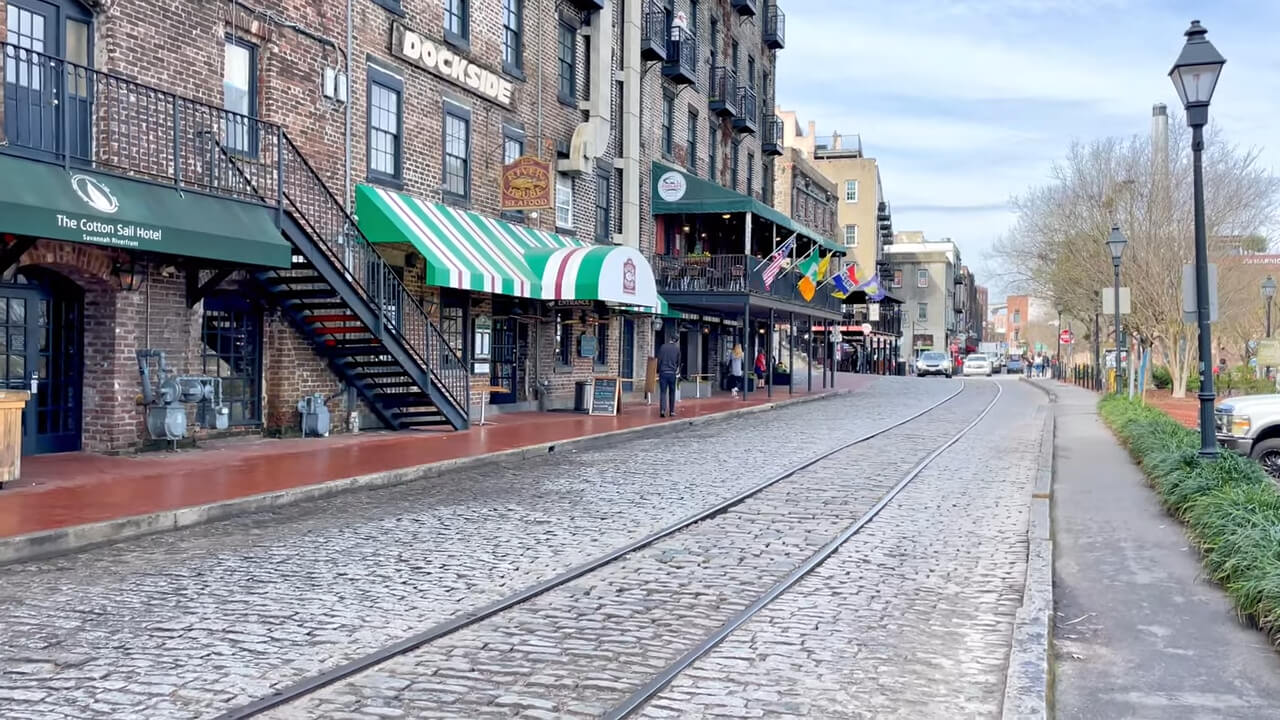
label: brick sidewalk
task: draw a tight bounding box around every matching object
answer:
[0,375,868,543]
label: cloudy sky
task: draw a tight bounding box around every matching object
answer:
[776,0,1280,296]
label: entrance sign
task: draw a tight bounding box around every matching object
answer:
[589,376,620,416]
[391,23,515,107]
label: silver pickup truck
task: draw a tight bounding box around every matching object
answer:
[1216,395,1280,477]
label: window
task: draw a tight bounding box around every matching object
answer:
[440,303,466,359]
[595,168,610,242]
[556,173,574,229]
[502,0,522,73]
[613,167,624,234]
[583,35,592,100]
[558,22,576,102]
[556,312,572,366]
[918,303,928,321]
[731,39,739,73]
[223,37,257,155]
[202,296,262,426]
[443,103,471,201]
[845,179,858,202]
[708,120,719,182]
[747,55,756,87]
[730,140,740,190]
[710,17,719,62]
[1013,309,1021,324]
[762,69,770,104]
[690,0,699,38]
[595,321,609,367]
[367,67,403,182]
[661,91,674,156]
[685,108,698,169]
[502,126,525,220]
[844,225,858,247]
[892,269,903,287]
[746,152,754,196]
[917,268,929,288]
[444,0,468,45]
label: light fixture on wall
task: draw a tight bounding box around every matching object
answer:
[114,258,146,292]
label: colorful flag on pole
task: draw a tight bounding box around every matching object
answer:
[816,253,831,283]
[858,273,886,301]
[797,252,822,302]
[829,265,859,299]
[760,234,796,290]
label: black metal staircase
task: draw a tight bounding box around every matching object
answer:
[0,43,470,430]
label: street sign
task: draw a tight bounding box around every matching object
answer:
[1100,287,1131,315]
[1181,263,1219,324]
[1259,338,1280,366]
[1060,329,1074,344]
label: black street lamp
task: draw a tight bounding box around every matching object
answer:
[1055,302,1064,378]
[1263,276,1276,378]
[1105,225,1127,394]
[1170,19,1226,457]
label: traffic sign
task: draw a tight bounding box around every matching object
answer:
[1060,329,1074,344]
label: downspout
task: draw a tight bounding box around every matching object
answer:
[620,0,641,249]
[344,0,358,430]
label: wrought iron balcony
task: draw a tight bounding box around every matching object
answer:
[641,2,668,61]
[653,254,843,313]
[732,86,758,134]
[708,67,738,117]
[566,0,606,11]
[762,114,784,156]
[663,27,698,85]
[764,4,786,49]
[732,0,759,18]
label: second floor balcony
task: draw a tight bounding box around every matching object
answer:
[732,0,759,18]
[709,67,739,117]
[732,86,758,134]
[762,114,783,156]
[653,254,843,314]
[663,28,698,85]
[641,3,668,61]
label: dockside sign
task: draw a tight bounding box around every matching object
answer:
[391,23,515,107]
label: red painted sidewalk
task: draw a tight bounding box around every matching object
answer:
[0,376,867,540]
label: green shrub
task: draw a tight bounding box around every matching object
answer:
[1100,395,1280,642]
[1152,365,1173,390]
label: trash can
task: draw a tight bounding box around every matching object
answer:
[574,381,591,412]
[0,390,30,487]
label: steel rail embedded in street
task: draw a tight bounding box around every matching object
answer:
[604,379,1005,719]
[215,382,972,720]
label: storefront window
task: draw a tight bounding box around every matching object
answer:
[595,320,608,367]
[556,312,572,366]
[202,296,262,425]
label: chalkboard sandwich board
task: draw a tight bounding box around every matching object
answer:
[589,376,620,416]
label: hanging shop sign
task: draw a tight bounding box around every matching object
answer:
[500,155,553,210]
[391,22,515,107]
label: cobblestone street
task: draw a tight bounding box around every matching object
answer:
[0,376,973,720]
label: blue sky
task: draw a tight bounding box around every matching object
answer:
[776,0,1280,296]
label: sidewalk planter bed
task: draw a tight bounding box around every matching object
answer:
[1100,396,1280,643]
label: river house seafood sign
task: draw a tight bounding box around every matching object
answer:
[500,156,553,211]
[391,22,515,108]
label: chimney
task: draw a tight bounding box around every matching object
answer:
[806,120,815,138]
[1152,103,1169,179]
[832,130,842,150]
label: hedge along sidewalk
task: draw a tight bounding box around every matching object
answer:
[1099,394,1280,643]
[0,386,855,566]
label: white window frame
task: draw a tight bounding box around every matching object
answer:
[917,268,929,288]
[556,173,574,229]
[918,302,928,321]
[844,179,858,203]
[844,224,858,247]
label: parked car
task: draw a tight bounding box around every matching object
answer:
[1216,395,1280,477]
[916,351,952,378]
[962,353,993,377]
[1006,356,1024,374]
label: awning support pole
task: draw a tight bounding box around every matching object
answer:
[807,315,813,393]
[767,308,774,399]
[788,311,794,396]
[743,296,750,401]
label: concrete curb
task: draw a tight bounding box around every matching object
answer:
[0,387,852,566]
[1002,385,1056,720]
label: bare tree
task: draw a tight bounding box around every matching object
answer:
[990,116,1279,397]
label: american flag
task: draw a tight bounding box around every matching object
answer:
[761,234,796,289]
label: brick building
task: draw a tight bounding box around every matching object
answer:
[0,0,672,457]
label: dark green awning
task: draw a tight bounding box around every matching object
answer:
[0,155,291,268]
[650,162,846,255]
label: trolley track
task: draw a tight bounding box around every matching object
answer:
[217,381,988,720]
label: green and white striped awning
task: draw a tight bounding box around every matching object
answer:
[356,184,659,308]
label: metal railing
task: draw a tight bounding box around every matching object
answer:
[0,42,470,416]
[652,254,843,313]
[709,67,739,115]
[762,113,784,152]
[641,2,668,59]
[735,86,758,130]
[665,27,698,77]
[764,4,786,48]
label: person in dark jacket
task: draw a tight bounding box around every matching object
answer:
[656,337,682,417]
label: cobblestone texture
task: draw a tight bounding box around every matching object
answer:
[259,384,1006,719]
[0,377,959,719]
[634,378,1043,719]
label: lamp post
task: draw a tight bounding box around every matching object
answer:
[1105,225,1127,394]
[1171,19,1226,457]
[1055,302,1063,379]
[1263,275,1276,378]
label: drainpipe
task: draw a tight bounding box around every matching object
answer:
[344,0,353,205]
[619,0,641,249]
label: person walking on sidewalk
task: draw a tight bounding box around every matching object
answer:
[729,343,745,398]
[657,336,682,417]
